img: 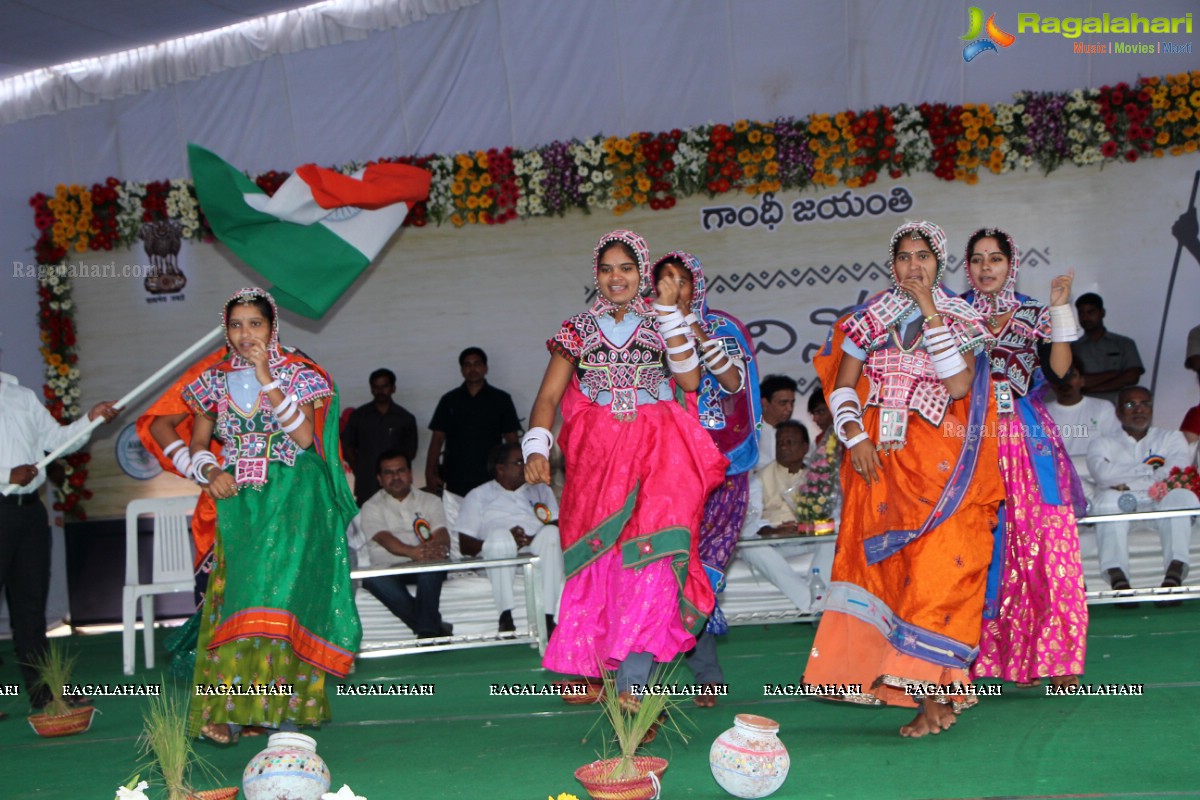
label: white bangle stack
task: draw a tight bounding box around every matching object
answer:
[654,303,700,373]
[1049,304,1082,343]
[924,325,968,379]
[522,426,554,462]
[163,439,192,475]
[829,386,865,446]
[260,379,282,394]
[190,451,218,485]
[272,392,306,437]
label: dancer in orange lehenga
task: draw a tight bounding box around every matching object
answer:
[802,221,1005,737]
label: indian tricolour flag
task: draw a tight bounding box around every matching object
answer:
[188,143,431,319]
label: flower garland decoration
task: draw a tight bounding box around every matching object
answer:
[25,69,1200,515]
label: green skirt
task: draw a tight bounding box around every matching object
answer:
[187,451,360,735]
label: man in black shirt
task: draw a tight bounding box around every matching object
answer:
[343,368,418,506]
[425,348,520,498]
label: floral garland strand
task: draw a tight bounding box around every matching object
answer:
[26,70,1200,516]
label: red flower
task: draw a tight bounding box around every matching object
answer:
[1101,141,1118,158]
[1125,149,1138,162]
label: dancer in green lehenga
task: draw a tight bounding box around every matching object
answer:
[183,288,360,744]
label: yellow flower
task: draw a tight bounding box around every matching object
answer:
[832,157,845,169]
[745,164,760,178]
[762,146,776,160]
[808,121,822,135]
[455,154,473,169]
[475,151,489,169]
[965,173,979,185]
[478,195,493,209]
[1185,140,1198,153]
[738,151,751,164]
[1191,91,1200,108]
[826,128,839,142]
[1157,131,1171,145]
[956,140,971,153]
[747,130,762,144]
[734,119,749,133]
[846,177,861,188]
[964,128,979,141]
[813,158,826,171]
[834,113,848,128]
[479,173,493,187]
[762,133,775,145]
[57,364,70,376]
[450,213,465,227]
[469,181,481,193]
[466,196,479,209]
[1180,107,1194,121]
[765,162,780,176]
[48,353,62,366]
[467,211,478,224]
[1153,148,1165,158]
[633,192,647,204]
[617,139,634,156]
[74,240,87,252]
[636,176,651,192]
[451,181,465,196]
[1171,145,1184,156]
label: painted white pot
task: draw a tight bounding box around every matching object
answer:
[243,732,331,800]
[709,714,790,798]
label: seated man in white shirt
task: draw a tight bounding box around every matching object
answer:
[359,450,454,638]
[456,442,564,635]
[1087,386,1198,606]
[739,421,835,611]
[1044,364,1122,506]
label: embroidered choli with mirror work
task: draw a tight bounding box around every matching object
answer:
[549,312,669,417]
[184,361,332,487]
[986,299,1051,409]
[842,292,989,430]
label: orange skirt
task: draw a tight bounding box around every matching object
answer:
[804,336,1003,708]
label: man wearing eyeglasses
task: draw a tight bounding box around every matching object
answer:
[1087,386,1196,605]
[455,442,563,636]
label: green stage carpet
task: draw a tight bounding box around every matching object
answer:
[2,603,1198,799]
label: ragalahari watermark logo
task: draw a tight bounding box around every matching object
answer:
[961,7,1016,62]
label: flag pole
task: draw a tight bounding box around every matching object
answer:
[1150,170,1200,395]
[0,325,224,495]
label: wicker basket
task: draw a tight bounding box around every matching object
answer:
[574,756,668,800]
[27,704,96,738]
[190,789,239,800]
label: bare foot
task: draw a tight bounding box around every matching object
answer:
[1015,679,1042,689]
[899,699,958,738]
[1049,675,1079,689]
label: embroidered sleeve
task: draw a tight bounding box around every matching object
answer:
[548,316,584,365]
[840,311,886,353]
[182,369,220,419]
[286,366,333,407]
[1032,302,1052,341]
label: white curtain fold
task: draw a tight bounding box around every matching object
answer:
[0,0,483,125]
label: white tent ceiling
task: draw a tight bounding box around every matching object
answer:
[0,0,316,78]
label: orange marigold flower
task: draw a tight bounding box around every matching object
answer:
[1157,131,1171,145]
[734,119,750,133]
[765,162,780,176]
[1185,140,1198,153]
[747,130,762,144]
[451,181,465,195]
[762,133,775,145]
[1153,148,1165,158]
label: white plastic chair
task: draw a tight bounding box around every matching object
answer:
[122,496,196,675]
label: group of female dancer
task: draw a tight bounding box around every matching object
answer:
[137,218,1089,742]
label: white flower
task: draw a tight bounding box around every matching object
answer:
[322,786,366,800]
[116,780,150,800]
[61,300,73,310]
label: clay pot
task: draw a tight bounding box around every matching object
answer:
[709,714,790,798]
[242,732,330,800]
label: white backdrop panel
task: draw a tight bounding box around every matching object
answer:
[65,154,1200,520]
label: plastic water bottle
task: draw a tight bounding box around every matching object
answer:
[809,567,827,613]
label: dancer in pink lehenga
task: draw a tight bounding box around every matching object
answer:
[962,228,1089,688]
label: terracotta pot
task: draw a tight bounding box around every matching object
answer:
[575,756,668,800]
[27,704,96,737]
[242,732,330,800]
[709,714,790,798]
